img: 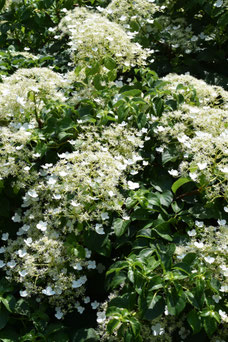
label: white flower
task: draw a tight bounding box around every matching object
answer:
[97,311,106,323]
[219,310,227,321]
[53,194,61,200]
[19,270,28,277]
[95,224,105,235]
[212,295,221,303]
[108,191,114,197]
[24,237,33,246]
[101,212,109,221]
[151,323,165,336]
[27,190,38,198]
[59,171,68,177]
[195,220,204,228]
[155,146,164,153]
[77,306,85,314]
[12,213,21,222]
[1,233,9,241]
[72,276,87,288]
[197,162,207,170]
[214,0,223,8]
[204,256,215,264]
[18,249,27,258]
[91,301,100,310]
[187,229,196,237]
[47,176,57,185]
[42,286,56,296]
[224,206,228,213]
[87,260,96,269]
[217,219,226,226]
[128,181,140,190]
[85,248,91,258]
[71,200,80,207]
[83,296,90,304]
[20,290,28,297]
[55,308,63,320]
[220,285,228,293]
[189,172,198,181]
[7,260,16,268]
[0,260,6,268]
[194,241,204,248]
[21,224,30,232]
[0,247,5,253]
[73,262,82,271]
[168,169,179,177]
[36,221,47,231]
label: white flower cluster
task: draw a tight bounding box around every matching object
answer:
[176,222,228,298]
[153,74,228,201]
[0,124,144,313]
[58,7,149,70]
[0,67,66,123]
[103,0,158,28]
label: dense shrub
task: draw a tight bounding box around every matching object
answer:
[0,0,227,341]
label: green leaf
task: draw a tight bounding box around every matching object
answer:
[142,294,165,320]
[121,89,142,97]
[113,218,129,237]
[0,307,9,330]
[72,328,98,342]
[203,316,217,337]
[0,295,16,313]
[103,57,116,70]
[166,288,186,315]
[171,178,191,194]
[107,319,120,334]
[152,222,173,241]
[187,310,202,334]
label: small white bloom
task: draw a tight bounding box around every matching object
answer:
[12,213,21,222]
[55,308,63,320]
[36,221,47,232]
[71,200,80,207]
[156,147,164,153]
[101,212,109,221]
[47,176,57,185]
[53,194,61,200]
[87,260,96,269]
[151,323,165,336]
[1,233,9,241]
[220,285,228,292]
[91,301,100,310]
[83,296,90,304]
[108,191,114,197]
[195,220,204,228]
[224,206,228,213]
[0,260,6,268]
[97,311,106,323]
[212,295,221,303]
[189,172,198,181]
[59,171,68,177]
[7,260,16,268]
[204,256,215,264]
[95,224,105,235]
[24,238,32,246]
[128,181,140,190]
[27,190,39,198]
[187,229,196,237]
[77,306,85,314]
[20,290,28,297]
[214,0,223,8]
[168,169,179,177]
[197,162,207,170]
[194,241,204,248]
[21,224,30,232]
[19,270,28,277]
[18,249,27,258]
[73,262,82,271]
[42,286,56,296]
[0,247,5,253]
[217,219,226,226]
[85,248,91,258]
